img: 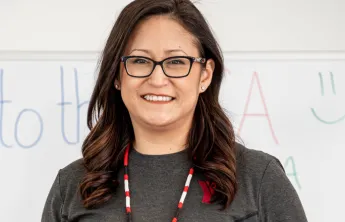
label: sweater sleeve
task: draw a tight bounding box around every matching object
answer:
[41,170,64,222]
[258,159,308,222]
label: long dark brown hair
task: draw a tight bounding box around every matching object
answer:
[79,0,237,211]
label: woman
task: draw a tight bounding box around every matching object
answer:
[42,0,308,221]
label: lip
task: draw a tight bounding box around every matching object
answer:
[141,93,175,98]
[140,93,176,103]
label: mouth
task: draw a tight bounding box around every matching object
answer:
[141,94,176,103]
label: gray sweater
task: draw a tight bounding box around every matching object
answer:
[41,143,308,222]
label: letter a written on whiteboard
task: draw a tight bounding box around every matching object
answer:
[237,72,279,144]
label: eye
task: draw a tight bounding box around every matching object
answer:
[168,59,186,65]
[133,58,149,64]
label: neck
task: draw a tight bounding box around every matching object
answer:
[131,118,192,155]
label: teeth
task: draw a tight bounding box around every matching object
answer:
[143,95,173,102]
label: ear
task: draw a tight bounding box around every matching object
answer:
[114,79,121,90]
[199,58,215,93]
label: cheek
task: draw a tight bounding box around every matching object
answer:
[120,75,141,104]
[177,78,200,105]
[184,70,202,94]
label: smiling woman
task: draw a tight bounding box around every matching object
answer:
[116,15,213,132]
[41,0,308,222]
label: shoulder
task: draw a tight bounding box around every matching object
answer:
[233,144,308,221]
[234,142,284,179]
[220,143,287,220]
[233,142,286,203]
[60,158,85,173]
[228,143,287,218]
[57,158,86,200]
[59,158,86,180]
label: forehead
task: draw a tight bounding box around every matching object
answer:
[125,15,200,56]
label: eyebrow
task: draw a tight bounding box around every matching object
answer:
[129,48,188,56]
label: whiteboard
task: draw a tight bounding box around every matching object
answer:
[0,53,344,222]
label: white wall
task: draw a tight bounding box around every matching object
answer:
[1,0,344,52]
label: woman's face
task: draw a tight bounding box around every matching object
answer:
[117,15,214,129]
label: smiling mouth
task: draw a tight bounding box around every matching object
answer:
[311,108,345,124]
[141,95,175,103]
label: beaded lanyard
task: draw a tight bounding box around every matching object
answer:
[123,144,194,222]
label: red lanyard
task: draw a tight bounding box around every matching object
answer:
[123,144,195,222]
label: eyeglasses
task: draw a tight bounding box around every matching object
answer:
[120,55,206,78]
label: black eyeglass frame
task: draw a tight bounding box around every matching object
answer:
[120,55,206,78]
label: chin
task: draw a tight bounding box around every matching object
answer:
[143,116,175,128]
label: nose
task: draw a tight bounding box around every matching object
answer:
[147,64,169,87]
